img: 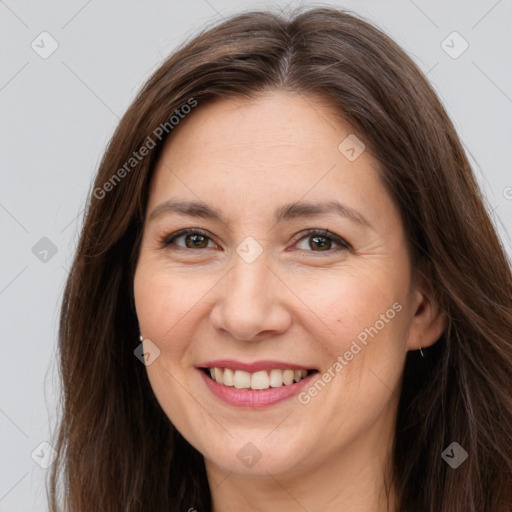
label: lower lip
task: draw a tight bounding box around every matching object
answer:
[198,369,317,409]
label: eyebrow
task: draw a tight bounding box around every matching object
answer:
[148,198,372,228]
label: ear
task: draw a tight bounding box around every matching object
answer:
[406,265,447,351]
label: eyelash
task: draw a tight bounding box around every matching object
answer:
[161,228,352,254]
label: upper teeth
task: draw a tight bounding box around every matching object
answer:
[208,368,309,390]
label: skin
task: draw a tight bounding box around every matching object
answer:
[133,90,446,511]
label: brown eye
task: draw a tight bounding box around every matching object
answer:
[295,229,351,253]
[184,233,209,248]
[309,234,332,251]
[163,229,216,250]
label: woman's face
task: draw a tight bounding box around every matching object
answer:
[133,91,440,479]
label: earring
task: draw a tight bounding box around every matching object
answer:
[139,334,143,342]
[419,346,425,358]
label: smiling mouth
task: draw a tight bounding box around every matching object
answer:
[201,367,318,391]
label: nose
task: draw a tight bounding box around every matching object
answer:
[209,251,292,342]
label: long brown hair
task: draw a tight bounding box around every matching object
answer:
[48,6,512,511]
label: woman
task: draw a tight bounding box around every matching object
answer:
[48,6,512,511]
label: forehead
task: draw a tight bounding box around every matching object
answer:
[147,91,397,231]
[159,90,353,160]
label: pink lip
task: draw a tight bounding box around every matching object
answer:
[198,368,318,409]
[197,359,315,372]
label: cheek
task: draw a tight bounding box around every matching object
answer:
[296,268,408,413]
[133,257,217,363]
[134,263,168,338]
[133,260,206,432]
[133,260,186,356]
[292,266,403,356]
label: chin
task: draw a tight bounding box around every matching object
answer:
[194,429,315,477]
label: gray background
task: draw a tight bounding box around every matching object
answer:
[1,0,511,510]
